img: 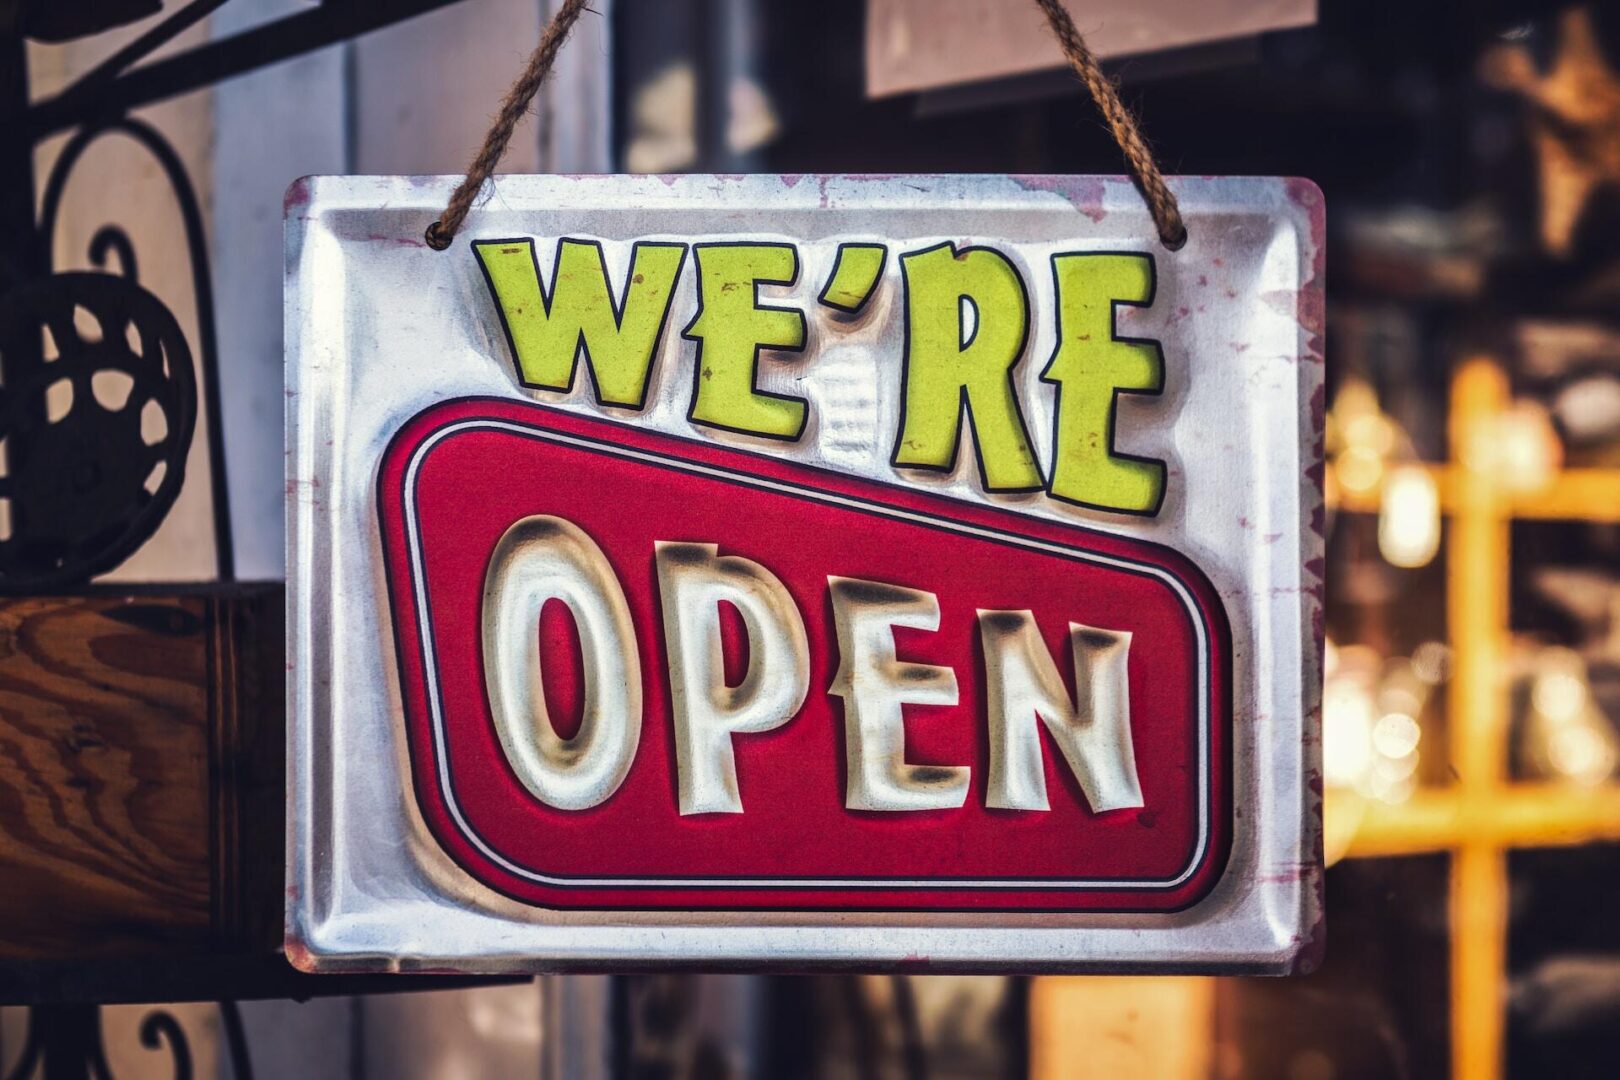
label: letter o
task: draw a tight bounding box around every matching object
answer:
[482,514,642,810]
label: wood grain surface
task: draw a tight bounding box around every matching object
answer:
[0,588,282,966]
[0,587,506,1003]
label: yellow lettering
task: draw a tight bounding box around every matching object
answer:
[818,243,887,314]
[473,238,686,408]
[683,243,808,440]
[893,243,1042,492]
[1042,253,1165,515]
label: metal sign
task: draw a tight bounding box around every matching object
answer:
[286,174,1323,973]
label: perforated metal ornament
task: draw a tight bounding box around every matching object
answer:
[0,271,195,592]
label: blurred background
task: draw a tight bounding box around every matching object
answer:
[5,0,1620,1076]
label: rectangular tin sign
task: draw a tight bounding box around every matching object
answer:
[287,174,1323,972]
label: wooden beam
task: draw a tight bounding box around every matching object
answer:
[0,589,280,986]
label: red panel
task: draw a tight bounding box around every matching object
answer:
[378,398,1231,911]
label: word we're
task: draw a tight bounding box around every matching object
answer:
[474,238,1168,515]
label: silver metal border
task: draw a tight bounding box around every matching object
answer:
[286,174,1324,974]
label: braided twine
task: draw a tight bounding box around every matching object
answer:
[428,0,1186,250]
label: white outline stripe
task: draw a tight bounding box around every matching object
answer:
[402,418,1214,890]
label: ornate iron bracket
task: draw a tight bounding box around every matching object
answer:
[0,114,224,591]
[0,0,475,590]
[2,1001,253,1080]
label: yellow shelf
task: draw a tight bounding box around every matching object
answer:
[1328,462,1620,522]
[1326,361,1620,1080]
[1335,784,1620,858]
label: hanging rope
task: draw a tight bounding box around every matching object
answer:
[425,0,592,250]
[1031,0,1187,248]
[428,0,1186,250]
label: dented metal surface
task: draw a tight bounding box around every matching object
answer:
[285,174,1324,973]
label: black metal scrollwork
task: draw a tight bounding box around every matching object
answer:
[2,1003,252,1080]
[3,0,469,596]
[0,115,231,593]
[137,1010,194,1080]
